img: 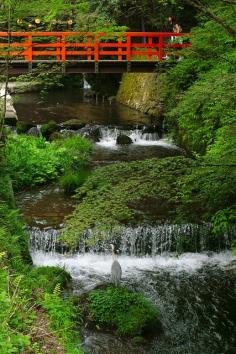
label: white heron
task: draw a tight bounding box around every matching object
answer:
[110,244,122,286]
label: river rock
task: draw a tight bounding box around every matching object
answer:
[26,127,41,137]
[116,134,133,145]
[61,119,86,130]
[77,124,101,142]
[142,125,162,135]
[49,131,63,141]
[40,120,59,139]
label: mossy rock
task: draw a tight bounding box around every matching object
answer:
[40,120,59,139]
[85,285,160,337]
[49,131,63,141]
[116,134,133,145]
[16,121,35,134]
[62,119,86,130]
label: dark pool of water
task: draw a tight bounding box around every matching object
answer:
[13,89,152,126]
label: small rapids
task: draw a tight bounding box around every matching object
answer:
[29,223,233,254]
[97,126,174,148]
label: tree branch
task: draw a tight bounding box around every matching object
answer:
[184,0,236,39]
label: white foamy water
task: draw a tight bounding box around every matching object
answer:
[31,251,234,283]
[96,127,177,148]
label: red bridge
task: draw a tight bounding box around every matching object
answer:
[0,32,190,73]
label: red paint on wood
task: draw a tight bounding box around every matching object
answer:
[0,32,191,62]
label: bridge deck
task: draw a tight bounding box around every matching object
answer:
[0,60,175,74]
[0,32,190,73]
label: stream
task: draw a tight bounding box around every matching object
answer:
[15,89,236,354]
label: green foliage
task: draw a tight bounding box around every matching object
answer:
[88,286,159,336]
[41,291,82,353]
[0,203,31,269]
[24,267,72,295]
[62,157,197,247]
[54,135,93,172]
[60,168,90,195]
[167,68,236,154]
[162,3,236,154]
[0,150,82,353]
[4,135,92,190]
[5,135,59,188]
[40,120,58,139]
[17,65,83,94]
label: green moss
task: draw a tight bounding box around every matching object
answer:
[40,120,59,139]
[88,286,160,336]
[62,156,197,247]
[117,73,164,119]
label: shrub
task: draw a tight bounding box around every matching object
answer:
[25,266,72,295]
[88,286,159,336]
[59,168,90,194]
[41,289,82,354]
[40,120,59,139]
[4,135,93,190]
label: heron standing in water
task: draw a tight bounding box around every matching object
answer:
[110,244,122,286]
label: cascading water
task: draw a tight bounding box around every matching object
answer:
[29,223,233,255]
[97,126,176,148]
[13,89,236,354]
[27,192,236,354]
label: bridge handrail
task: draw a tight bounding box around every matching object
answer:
[0,31,191,62]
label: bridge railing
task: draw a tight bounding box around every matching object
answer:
[0,32,190,62]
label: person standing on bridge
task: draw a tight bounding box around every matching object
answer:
[165,16,175,33]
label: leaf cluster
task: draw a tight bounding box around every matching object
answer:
[88,286,159,336]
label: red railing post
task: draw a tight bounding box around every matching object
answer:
[61,34,66,61]
[56,35,61,61]
[159,34,163,62]
[87,34,92,61]
[148,35,152,61]
[118,38,122,61]
[26,33,32,61]
[94,35,99,62]
[126,34,131,62]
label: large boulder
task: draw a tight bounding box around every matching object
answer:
[61,119,86,130]
[116,134,133,145]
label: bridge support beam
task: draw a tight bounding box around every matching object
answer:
[0,60,174,75]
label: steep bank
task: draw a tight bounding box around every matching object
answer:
[117,73,163,121]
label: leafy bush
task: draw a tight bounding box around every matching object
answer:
[41,289,82,354]
[88,286,159,336]
[4,135,92,190]
[40,120,59,139]
[60,168,90,195]
[25,266,72,295]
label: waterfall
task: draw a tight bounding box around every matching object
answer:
[97,126,174,148]
[29,223,233,255]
